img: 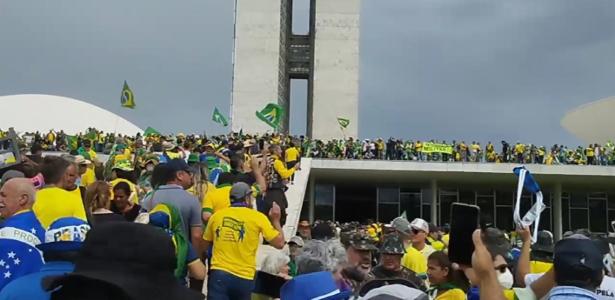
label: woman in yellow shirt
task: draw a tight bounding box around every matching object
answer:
[427,251,468,300]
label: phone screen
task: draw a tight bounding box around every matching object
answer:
[448,203,480,266]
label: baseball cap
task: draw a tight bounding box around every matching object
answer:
[390,217,412,236]
[166,159,191,173]
[410,218,429,234]
[288,236,304,247]
[229,182,252,202]
[554,236,603,285]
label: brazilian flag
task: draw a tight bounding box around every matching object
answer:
[337,117,350,129]
[143,126,161,137]
[255,103,284,129]
[121,81,135,109]
[212,107,228,127]
[66,135,79,151]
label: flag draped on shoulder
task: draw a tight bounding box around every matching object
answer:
[121,81,136,109]
[212,108,228,127]
[513,166,546,243]
[256,103,284,129]
[66,135,79,151]
[337,117,350,129]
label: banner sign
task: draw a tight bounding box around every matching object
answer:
[421,142,453,154]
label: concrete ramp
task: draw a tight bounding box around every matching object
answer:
[282,158,311,240]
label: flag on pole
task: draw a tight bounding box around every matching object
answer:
[84,130,97,141]
[337,117,350,129]
[513,166,546,243]
[143,127,161,137]
[212,108,229,127]
[256,103,284,129]
[121,81,136,109]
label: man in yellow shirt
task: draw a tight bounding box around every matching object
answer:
[204,182,284,300]
[33,156,87,228]
[264,145,298,226]
[390,217,428,278]
[284,142,300,183]
[75,155,95,188]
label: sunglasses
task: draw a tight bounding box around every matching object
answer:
[411,228,424,235]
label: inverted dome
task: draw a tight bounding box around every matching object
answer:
[561,96,615,144]
[0,94,142,135]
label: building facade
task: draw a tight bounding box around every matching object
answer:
[300,160,615,240]
[230,0,360,139]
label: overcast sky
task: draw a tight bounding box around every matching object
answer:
[2,0,615,146]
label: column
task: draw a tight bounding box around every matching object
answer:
[308,178,315,223]
[553,183,562,241]
[430,179,438,224]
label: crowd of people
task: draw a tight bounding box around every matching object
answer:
[0,127,613,299]
[2,128,615,167]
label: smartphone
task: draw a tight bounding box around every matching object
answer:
[448,203,480,266]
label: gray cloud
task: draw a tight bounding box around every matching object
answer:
[1,0,615,146]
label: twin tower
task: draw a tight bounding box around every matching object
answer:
[230,0,360,140]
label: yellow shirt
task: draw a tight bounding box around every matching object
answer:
[530,260,553,274]
[401,245,427,276]
[81,167,96,187]
[428,237,446,251]
[204,207,280,280]
[187,181,214,203]
[109,178,138,204]
[442,234,450,246]
[435,288,467,300]
[87,149,97,161]
[202,185,230,214]
[33,187,87,229]
[285,147,300,162]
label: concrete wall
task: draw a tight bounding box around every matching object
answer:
[231,0,285,133]
[310,0,360,140]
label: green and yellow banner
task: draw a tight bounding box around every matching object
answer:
[421,142,453,154]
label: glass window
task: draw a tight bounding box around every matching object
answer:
[570,209,588,231]
[459,190,475,205]
[496,190,513,206]
[315,184,334,221]
[439,194,457,226]
[539,208,552,231]
[570,192,587,208]
[542,192,551,207]
[589,199,607,233]
[589,192,607,199]
[476,189,494,197]
[422,205,431,223]
[401,192,421,222]
[562,197,570,231]
[335,185,377,223]
[496,206,514,231]
[379,204,399,223]
[477,195,495,227]
[608,194,615,210]
[378,188,400,204]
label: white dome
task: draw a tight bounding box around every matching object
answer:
[561,96,615,144]
[0,94,142,135]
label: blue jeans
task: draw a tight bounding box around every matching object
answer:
[207,270,254,300]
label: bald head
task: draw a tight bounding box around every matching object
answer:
[0,178,36,218]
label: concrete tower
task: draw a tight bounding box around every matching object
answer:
[230,0,360,139]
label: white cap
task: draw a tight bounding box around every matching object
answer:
[410,218,429,234]
[74,155,92,165]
